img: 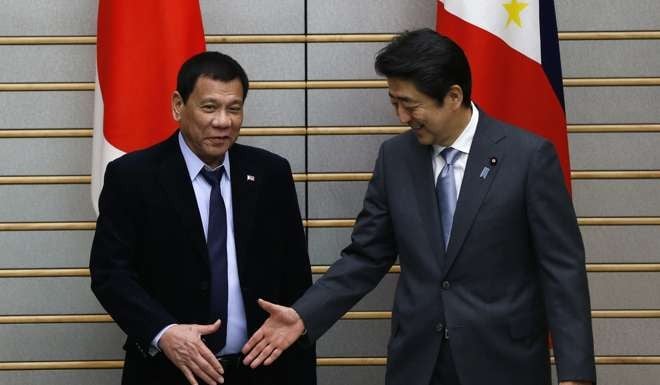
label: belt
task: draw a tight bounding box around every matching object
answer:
[216,353,244,370]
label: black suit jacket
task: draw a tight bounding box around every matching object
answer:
[294,111,596,385]
[90,133,316,385]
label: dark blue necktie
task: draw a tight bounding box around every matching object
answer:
[199,166,228,352]
[436,147,461,250]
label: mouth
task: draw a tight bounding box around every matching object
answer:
[206,136,231,145]
[410,122,424,132]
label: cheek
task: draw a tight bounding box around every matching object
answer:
[411,110,427,122]
[191,113,212,128]
[232,115,244,130]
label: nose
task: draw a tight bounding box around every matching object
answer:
[396,104,411,125]
[211,110,231,128]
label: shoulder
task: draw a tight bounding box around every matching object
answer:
[105,135,175,178]
[379,129,420,153]
[479,111,549,154]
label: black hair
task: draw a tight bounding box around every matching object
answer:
[375,28,472,107]
[177,51,249,103]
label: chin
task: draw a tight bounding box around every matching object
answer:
[414,135,433,145]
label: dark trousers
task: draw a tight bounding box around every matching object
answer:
[429,341,461,385]
[215,354,256,385]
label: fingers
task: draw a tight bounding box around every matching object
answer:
[264,347,282,366]
[242,300,304,367]
[257,298,278,314]
[198,342,224,376]
[180,365,199,385]
[160,323,224,385]
[174,342,223,385]
[198,319,222,335]
[243,336,269,367]
[249,342,277,368]
[187,358,219,385]
[241,328,263,354]
[190,334,223,384]
[196,350,224,384]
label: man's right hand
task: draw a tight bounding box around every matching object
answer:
[159,319,224,385]
[241,299,306,368]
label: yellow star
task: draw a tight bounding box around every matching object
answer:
[503,0,529,28]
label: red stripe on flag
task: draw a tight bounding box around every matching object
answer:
[97,0,206,152]
[437,6,571,189]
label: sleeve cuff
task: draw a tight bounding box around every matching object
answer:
[148,323,176,356]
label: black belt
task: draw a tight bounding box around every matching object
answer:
[216,353,244,370]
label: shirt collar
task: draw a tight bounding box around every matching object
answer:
[433,101,479,157]
[178,131,231,181]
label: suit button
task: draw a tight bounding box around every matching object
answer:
[199,281,209,291]
[442,281,451,289]
[435,322,444,332]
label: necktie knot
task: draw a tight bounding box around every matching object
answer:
[200,166,224,187]
[440,147,461,166]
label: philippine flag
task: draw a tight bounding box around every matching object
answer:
[437,0,571,189]
[91,0,206,213]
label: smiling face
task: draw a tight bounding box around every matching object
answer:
[172,76,244,167]
[387,77,469,147]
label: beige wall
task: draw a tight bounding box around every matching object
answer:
[0,0,659,383]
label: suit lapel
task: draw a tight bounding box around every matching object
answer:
[157,133,208,266]
[228,144,260,280]
[443,113,506,274]
[405,133,447,266]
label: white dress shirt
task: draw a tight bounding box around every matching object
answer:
[432,102,479,197]
[151,133,247,355]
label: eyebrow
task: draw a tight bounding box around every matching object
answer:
[388,93,416,103]
[199,97,243,105]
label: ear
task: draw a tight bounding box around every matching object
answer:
[445,85,464,110]
[171,91,184,121]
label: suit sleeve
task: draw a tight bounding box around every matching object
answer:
[526,140,596,383]
[293,143,397,342]
[89,160,177,353]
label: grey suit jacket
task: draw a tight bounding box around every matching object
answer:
[294,112,596,385]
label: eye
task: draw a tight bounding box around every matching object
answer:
[402,103,420,112]
[201,104,216,112]
[228,105,243,113]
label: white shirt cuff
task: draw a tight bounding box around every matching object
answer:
[149,324,176,356]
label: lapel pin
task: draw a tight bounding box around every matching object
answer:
[246,174,255,182]
[490,157,497,166]
[479,166,490,179]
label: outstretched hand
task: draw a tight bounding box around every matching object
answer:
[241,298,306,368]
[159,319,224,385]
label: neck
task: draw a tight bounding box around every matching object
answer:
[441,105,472,147]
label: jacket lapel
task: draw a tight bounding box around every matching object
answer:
[443,113,506,274]
[228,144,260,280]
[405,133,447,267]
[157,133,208,266]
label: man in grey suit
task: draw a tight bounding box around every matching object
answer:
[241,29,596,385]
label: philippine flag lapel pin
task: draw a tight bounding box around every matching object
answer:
[246,174,255,182]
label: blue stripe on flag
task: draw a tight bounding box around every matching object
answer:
[539,0,565,110]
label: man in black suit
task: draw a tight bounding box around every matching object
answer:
[90,51,316,385]
[241,29,596,385]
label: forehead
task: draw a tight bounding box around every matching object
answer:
[386,78,425,101]
[190,76,244,102]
